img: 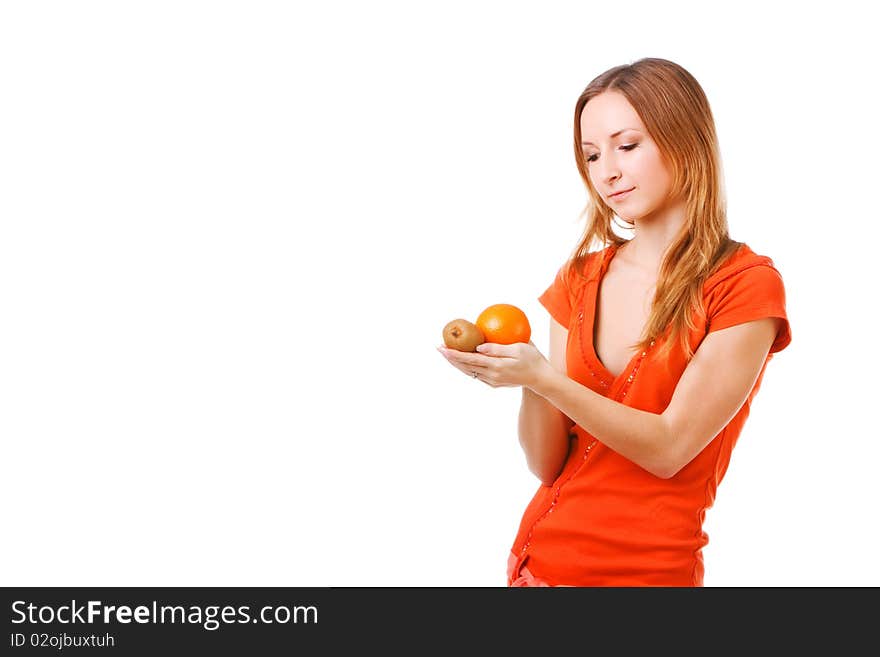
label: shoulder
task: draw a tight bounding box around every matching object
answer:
[557,244,613,292]
[581,243,618,282]
[539,246,611,326]
[702,242,791,353]
[703,242,786,295]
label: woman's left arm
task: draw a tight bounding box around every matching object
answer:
[530,317,783,479]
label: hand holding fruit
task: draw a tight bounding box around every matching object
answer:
[438,304,552,389]
[442,303,532,351]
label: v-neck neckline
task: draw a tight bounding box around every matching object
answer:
[579,241,752,396]
[584,244,650,391]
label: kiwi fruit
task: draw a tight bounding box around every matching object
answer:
[442,318,485,352]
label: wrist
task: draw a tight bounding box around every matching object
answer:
[529,361,561,398]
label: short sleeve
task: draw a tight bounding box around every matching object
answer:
[706,263,792,353]
[537,264,574,328]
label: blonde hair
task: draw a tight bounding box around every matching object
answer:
[565,57,742,364]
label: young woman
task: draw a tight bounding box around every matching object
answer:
[438,57,792,586]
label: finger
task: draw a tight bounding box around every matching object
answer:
[475,343,514,357]
[449,360,486,380]
[438,349,488,378]
[457,362,489,379]
[461,361,492,380]
[438,347,491,368]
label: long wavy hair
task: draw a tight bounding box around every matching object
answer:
[564,57,742,363]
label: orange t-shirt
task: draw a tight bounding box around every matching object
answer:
[509,242,792,586]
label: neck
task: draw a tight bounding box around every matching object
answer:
[620,197,687,274]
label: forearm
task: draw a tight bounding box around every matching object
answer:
[529,368,674,479]
[518,386,573,486]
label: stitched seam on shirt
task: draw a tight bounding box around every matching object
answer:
[704,260,778,297]
[707,304,787,332]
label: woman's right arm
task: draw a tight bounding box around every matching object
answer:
[518,317,575,485]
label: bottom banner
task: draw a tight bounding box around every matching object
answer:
[0,587,870,653]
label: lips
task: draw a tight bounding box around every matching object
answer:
[609,187,635,198]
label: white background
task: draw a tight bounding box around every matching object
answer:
[1,1,877,587]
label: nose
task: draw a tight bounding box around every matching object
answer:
[597,153,621,187]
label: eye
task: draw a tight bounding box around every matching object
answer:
[584,143,638,163]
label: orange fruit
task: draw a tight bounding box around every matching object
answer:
[475,303,531,345]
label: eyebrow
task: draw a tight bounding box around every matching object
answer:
[581,128,640,147]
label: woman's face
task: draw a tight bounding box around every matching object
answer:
[579,91,676,221]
